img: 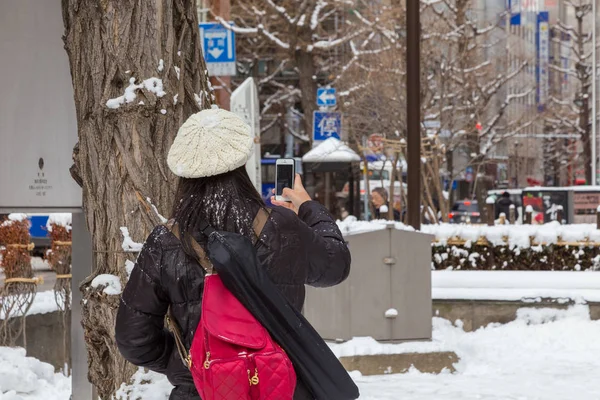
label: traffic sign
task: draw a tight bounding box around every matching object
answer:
[317,88,336,107]
[199,22,236,76]
[465,166,474,183]
[313,111,342,142]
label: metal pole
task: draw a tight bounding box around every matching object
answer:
[71,211,94,400]
[406,0,421,230]
[593,0,597,185]
[362,136,370,221]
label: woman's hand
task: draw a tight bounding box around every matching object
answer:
[271,174,312,214]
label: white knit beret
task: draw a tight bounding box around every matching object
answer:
[167,108,254,178]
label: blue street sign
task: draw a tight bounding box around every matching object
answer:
[536,11,549,112]
[313,111,342,142]
[317,88,337,107]
[199,22,236,76]
[465,166,474,183]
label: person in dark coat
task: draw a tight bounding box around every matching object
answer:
[115,109,351,400]
[371,187,400,221]
[495,191,519,221]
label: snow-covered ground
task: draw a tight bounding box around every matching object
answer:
[97,305,600,400]
[432,270,600,302]
[0,291,62,320]
[352,305,600,399]
[0,347,70,399]
[30,257,50,272]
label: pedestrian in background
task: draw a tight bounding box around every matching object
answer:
[371,187,400,221]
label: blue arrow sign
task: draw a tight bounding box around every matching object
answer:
[313,111,342,142]
[200,22,236,76]
[317,88,337,107]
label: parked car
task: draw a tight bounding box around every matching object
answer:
[449,200,481,224]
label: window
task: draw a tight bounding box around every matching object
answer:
[197,0,209,22]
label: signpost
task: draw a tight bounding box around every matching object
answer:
[536,11,549,112]
[199,22,236,76]
[313,111,342,143]
[465,166,474,183]
[231,78,261,193]
[0,1,91,399]
[317,88,337,107]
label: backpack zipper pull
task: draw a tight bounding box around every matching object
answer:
[248,368,259,386]
[204,352,211,369]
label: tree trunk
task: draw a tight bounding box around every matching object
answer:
[294,47,317,144]
[61,1,211,397]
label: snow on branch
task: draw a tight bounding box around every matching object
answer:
[260,116,279,134]
[216,18,290,49]
[258,25,291,49]
[264,0,294,25]
[313,28,368,50]
[338,83,368,97]
[311,1,328,30]
[259,61,288,86]
[549,64,579,78]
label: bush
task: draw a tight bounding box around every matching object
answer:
[432,241,600,271]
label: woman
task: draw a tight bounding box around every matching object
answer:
[115,109,351,400]
[371,187,400,221]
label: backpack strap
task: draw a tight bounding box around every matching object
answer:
[166,310,191,369]
[252,208,271,245]
[168,221,214,274]
[165,208,270,369]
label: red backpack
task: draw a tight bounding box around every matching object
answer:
[167,211,297,399]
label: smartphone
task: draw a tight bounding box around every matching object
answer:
[275,159,295,202]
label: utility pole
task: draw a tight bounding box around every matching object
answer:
[406,0,421,229]
[593,0,597,185]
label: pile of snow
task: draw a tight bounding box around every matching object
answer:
[354,305,600,399]
[114,368,173,400]
[0,291,65,320]
[337,218,600,249]
[329,336,451,358]
[91,274,122,295]
[106,77,166,109]
[423,222,600,248]
[302,138,361,163]
[125,260,135,280]
[1,214,28,228]
[121,227,143,252]
[0,347,70,399]
[432,270,600,302]
[46,214,72,232]
[337,217,414,236]
[7,214,27,223]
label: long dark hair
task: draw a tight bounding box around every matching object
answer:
[171,166,265,255]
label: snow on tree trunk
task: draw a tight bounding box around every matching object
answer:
[61,1,211,397]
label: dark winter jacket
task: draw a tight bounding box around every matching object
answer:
[495,197,519,220]
[374,203,401,221]
[115,201,351,400]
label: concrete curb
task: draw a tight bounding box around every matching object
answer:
[340,351,459,375]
